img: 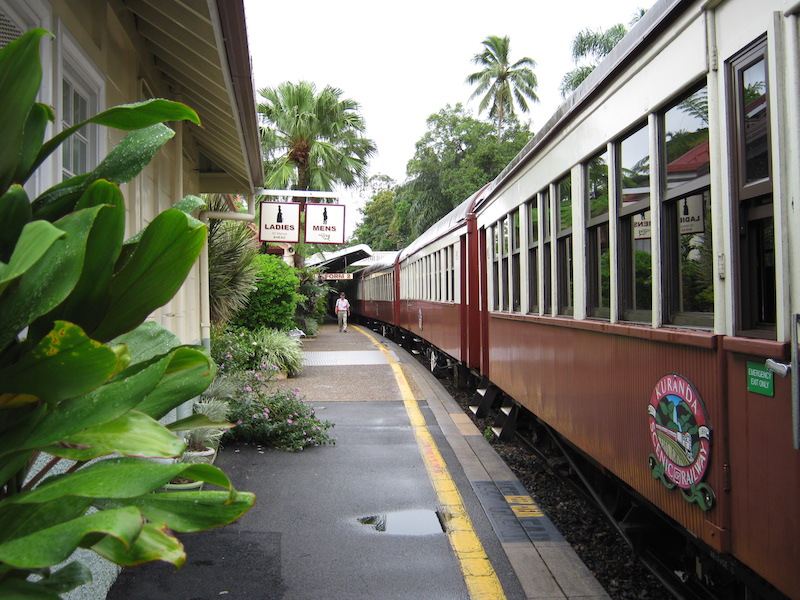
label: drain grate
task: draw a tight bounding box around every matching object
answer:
[357,510,445,535]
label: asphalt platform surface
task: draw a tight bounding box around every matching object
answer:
[106,322,608,600]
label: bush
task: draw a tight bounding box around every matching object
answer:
[222,373,334,451]
[210,326,303,376]
[232,254,302,330]
[249,327,304,376]
[294,265,332,334]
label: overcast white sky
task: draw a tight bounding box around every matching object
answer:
[243,0,651,235]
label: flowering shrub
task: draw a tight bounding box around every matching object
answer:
[211,326,303,376]
[222,373,335,451]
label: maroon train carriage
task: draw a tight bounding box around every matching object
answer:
[349,0,800,597]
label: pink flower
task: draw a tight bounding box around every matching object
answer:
[245,386,252,392]
[287,419,293,424]
[236,420,243,425]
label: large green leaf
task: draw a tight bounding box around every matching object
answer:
[0,506,142,568]
[0,206,101,351]
[0,497,93,545]
[110,321,181,365]
[134,346,216,420]
[91,521,184,567]
[97,491,256,533]
[14,458,236,504]
[31,124,176,222]
[0,185,33,263]
[0,321,118,404]
[32,99,199,178]
[0,577,63,600]
[0,218,65,296]
[39,180,126,335]
[92,209,207,342]
[41,410,185,461]
[0,30,48,193]
[13,102,54,185]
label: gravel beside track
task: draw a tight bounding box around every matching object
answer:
[438,375,673,600]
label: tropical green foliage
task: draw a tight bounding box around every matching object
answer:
[248,328,305,376]
[205,194,260,327]
[231,254,303,331]
[258,81,376,194]
[210,326,303,376]
[352,185,400,250]
[222,372,334,452]
[293,265,332,336]
[560,10,646,97]
[466,35,539,131]
[396,104,532,240]
[0,30,254,598]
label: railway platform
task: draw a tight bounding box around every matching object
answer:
[107,322,609,600]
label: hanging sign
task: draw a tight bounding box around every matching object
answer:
[260,202,300,243]
[305,203,346,244]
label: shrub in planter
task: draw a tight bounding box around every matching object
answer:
[0,31,253,598]
[223,374,334,452]
[249,327,304,376]
[231,254,302,331]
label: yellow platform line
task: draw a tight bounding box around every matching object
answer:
[355,326,506,600]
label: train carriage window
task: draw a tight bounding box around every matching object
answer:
[586,150,610,318]
[542,190,553,315]
[618,123,652,322]
[501,217,510,311]
[662,85,713,327]
[511,210,521,312]
[491,224,500,311]
[728,36,775,335]
[527,197,539,314]
[556,175,573,316]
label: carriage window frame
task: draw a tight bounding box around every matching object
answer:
[542,189,553,315]
[527,196,540,314]
[585,148,611,319]
[555,174,573,316]
[511,209,521,312]
[660,83,714,328]
[727,35,775,336]
[616,122,653,323]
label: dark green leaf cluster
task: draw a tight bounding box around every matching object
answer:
[0,30,253,598]
[354,104,532,244]
[222,372,335,452]
[231,254,303,331]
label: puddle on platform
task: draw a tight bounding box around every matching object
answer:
[357,510,445,535]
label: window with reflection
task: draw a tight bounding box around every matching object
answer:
[511,210,521,312]
[491,224,500,310]
[586,149,610,318]
[527,197,539,313]
[729,36,775,335]
[556,175,573,316]
[662,85,713,327]
[542,189,552,315]
[618,123,652,322]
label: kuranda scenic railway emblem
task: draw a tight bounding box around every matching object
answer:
[648,374,715,511]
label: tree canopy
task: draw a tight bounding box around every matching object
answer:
[466,35,539,131]
[560,9,646,97]
[352,104,532,249]
[258,81,376,196]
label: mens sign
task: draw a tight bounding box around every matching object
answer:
[260,202,300,243]
[305,203,346,244]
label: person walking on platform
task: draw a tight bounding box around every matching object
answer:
[335,291,351,332]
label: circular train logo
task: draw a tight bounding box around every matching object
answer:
[647,374,715,510]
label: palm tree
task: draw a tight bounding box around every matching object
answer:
[466,35,539,131]
[560,9,646,97]
[258,81,376,204]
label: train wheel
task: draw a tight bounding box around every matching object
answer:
[429,349,438,372]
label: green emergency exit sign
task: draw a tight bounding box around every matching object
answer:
[747,361,774,397]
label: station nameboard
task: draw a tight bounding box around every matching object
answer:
[260,202,300,243]
[305,203,346,245]
[321,273,353,280]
